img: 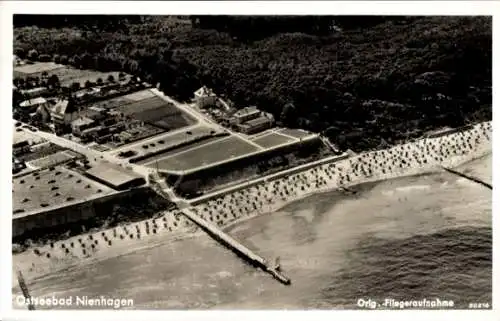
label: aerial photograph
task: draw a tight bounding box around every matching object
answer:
[10,15,491,310]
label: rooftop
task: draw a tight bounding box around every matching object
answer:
[20,87,48,95]
[233,106,260,118]
[72,117,95,127]
[244,115,273,127]
[89,106,106,113]
[13,128,46,146]
[51,98,77,116]
[19,97,47,107]
[85,162,144,188]
[81,126,104,135]
[12,166,113,214]
[194,86,216,97]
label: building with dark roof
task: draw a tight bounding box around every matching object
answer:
[230,106,261,124]
[85,162,145,190]
[236,115,275,135]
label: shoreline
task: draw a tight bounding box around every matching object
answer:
[222,152,490,233]
[12,121,492,288]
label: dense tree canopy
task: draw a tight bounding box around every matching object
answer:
[13,15,492,151]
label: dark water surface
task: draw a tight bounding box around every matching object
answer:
[16,155,491,309]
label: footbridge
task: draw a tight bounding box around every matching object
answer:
[441,166,492,190]
[181,208,291,285]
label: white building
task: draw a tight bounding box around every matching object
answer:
[71,117,96,137]
[50,98,78,127]
[35,104,51,124]
[21,87,49,99]
[193,86,217,108]
[19,97,48,113]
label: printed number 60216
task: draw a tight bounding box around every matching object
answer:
[468,302,490,309]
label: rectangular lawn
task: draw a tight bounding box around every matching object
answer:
[277,128,314,140]
[14,62,65,77]
[253,132,295,149]
[151,136,260,171]
[117,97,196,130]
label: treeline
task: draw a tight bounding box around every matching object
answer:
[190,16,415,39]
[13,14,141,31]
[13,15,492,152]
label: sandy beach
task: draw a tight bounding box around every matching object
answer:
[12,121,492,290]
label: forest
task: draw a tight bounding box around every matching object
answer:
[13,15,492,152]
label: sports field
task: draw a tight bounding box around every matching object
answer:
[115,125,221,158]
[277,128,314,140]
[253,132,295,149]
[135,136,225,164]
[145,136,260,171]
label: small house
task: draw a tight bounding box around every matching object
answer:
[193,86,217,108]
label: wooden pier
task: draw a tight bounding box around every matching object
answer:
[181,208,291,285]
[441,166,492,190]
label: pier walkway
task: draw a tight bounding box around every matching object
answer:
[181,208,291,285]
[441,166,492,190]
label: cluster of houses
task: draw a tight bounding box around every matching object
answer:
[18,96,78,132]
[193,86,275,135]
[14,66,154,147]
[16,93,150,146]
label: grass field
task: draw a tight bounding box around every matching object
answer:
[117,96,171,116]
[135,136,225,164]
[95,91,159,110]
[253,132,295,149]
[277,128,314,140]
[95,96,136,110]
[13,62,64,77]
[145,136,260,171]
[122,90,156,101]
[134,107,193,130]
[117,125,220,157]
[117,96,195,130]
[12,167,113,214]
[14,63,120,87]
